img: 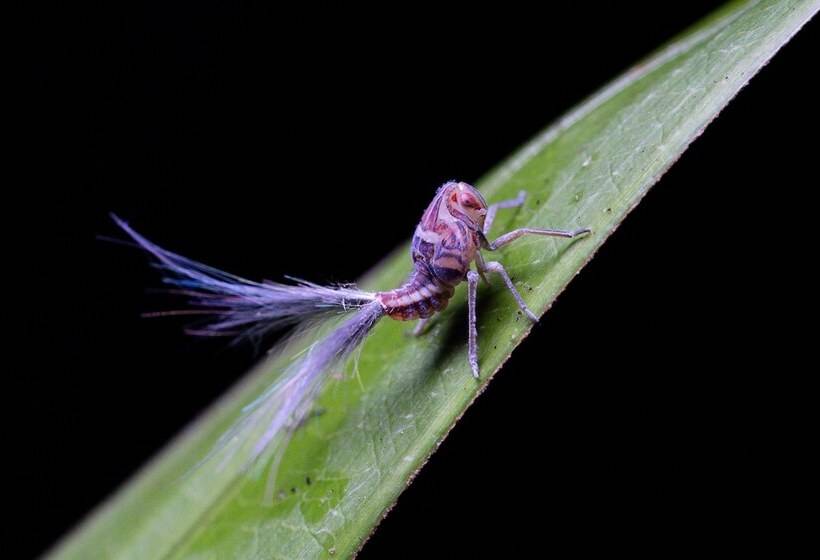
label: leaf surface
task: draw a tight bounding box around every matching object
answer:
[50,2,818,558]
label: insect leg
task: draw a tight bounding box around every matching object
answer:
[467,270,481,378]
[474,251,490,284]
[483,190,527,235]
[484,226,591,251]
[480,261,538,322]
[412,318,430,336]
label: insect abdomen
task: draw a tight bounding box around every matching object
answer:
[376,265,454,321]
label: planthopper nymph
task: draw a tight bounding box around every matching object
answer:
[115,181,590,476]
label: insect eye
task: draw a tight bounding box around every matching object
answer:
[460,194,479,209]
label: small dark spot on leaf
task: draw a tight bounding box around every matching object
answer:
[493,345,497,350]
[306,476,312,485]
[535,199,541,205]
[291,487,296,493]
[605,208,612,213]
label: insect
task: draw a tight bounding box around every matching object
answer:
[116,181,590,476]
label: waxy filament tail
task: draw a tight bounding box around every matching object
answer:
[113,214,376,338]
[199,301,385,498]
[113,215,385,490]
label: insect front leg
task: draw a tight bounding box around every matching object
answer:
[466,270,481,378]
[480,260,538,322]
[483,190,527,235]
[484,226,591,251]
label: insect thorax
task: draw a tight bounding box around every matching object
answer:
[376,202,482,321]
[411,187,481,286]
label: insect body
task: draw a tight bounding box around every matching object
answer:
[375,184,482,320]
[116,181,589,472]
[376,181,589,375]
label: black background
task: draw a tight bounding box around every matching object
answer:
[19,2,816,558]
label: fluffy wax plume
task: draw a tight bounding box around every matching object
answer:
[205,301,385,498]
[112,214,376,337]
[113,215,386,492]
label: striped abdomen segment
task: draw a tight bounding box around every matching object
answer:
[376,266,454,321]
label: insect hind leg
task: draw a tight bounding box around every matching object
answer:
[411,317,431,336]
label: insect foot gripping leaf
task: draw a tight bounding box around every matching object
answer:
[49,2,817,559]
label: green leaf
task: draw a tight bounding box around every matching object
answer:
[50,2,817,558]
